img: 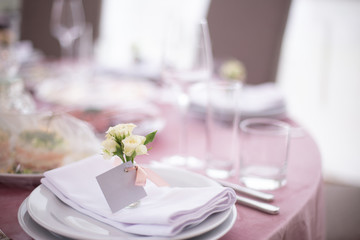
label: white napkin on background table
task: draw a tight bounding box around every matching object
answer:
[190,82,286,117]
[40,155,236,237]
[240,82,285,114]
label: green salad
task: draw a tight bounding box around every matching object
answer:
[18,130,64,150]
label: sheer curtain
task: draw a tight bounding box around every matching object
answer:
[95,0,211,76]
[277,0,360,186]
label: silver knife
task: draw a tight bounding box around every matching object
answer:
[236,195,280,215]
[217,179,274,202]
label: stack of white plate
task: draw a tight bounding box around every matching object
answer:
[18,166,237,240]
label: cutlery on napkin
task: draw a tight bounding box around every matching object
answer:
[40,155,237,238]
[217,179,274,202]
[217,180,279,215]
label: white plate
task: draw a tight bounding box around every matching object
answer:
[18,198,73,240]
[18,198,236,240]
[26,167,237,240]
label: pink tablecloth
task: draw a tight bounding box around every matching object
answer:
[147,106,325,240]
[0,105,325,240]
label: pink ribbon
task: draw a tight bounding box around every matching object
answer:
[134,165,169,187]
[114,157,169,187]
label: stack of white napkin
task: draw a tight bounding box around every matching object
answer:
[239,83,286,116]
[190,82,286,118]
[41,155,236,237]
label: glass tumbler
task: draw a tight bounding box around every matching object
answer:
[239,118,290,190]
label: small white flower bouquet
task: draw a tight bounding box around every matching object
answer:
[98,123,167,211]
[101,123,157,163]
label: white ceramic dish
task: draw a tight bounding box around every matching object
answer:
[18,198,236,240]
[18,199,73,240]
[25,167,237,240]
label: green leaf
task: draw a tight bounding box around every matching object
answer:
[131,151,136,163]
[125,151,136,163]
[144,131,157,145]
[114,145,125,162]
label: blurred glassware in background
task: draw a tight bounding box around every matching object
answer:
[0,0,21,45]
[50,0,85,60]
[0,46,36,115]
[206,80,241,179]
[72,23,95,81]
[50,0,95,83]
[0,18,14,47]
[0,77,35,114]
[0,46,18,81]
[0,2,36,114]
[95,0,211,80]
[0,3,20,80]
[161,18,213,168]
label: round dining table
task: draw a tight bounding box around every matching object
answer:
[0,105,325,240]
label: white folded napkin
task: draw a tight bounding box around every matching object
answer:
[40,155,236,237]
[190,82,286,117]
[240,82,285,114]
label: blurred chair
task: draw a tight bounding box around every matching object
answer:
[207,0,292,84]
[19,0,102,58]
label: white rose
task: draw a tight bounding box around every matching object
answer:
[122,135,146,157]
[106,123,136,139]
[101,138,118,159]
[135,144,148,156]
[103,151,112,160]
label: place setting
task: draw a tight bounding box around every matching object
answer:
[17,123,239,240]
[12,73,295,239]
[12,43,291,240]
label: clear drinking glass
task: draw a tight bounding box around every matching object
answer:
[50,0,85,59]
[161,19,213,168]
[206,81,242,179]
[239,118,290,190]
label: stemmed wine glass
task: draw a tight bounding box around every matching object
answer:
[161,19,213,168]
[50,0,86,59]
